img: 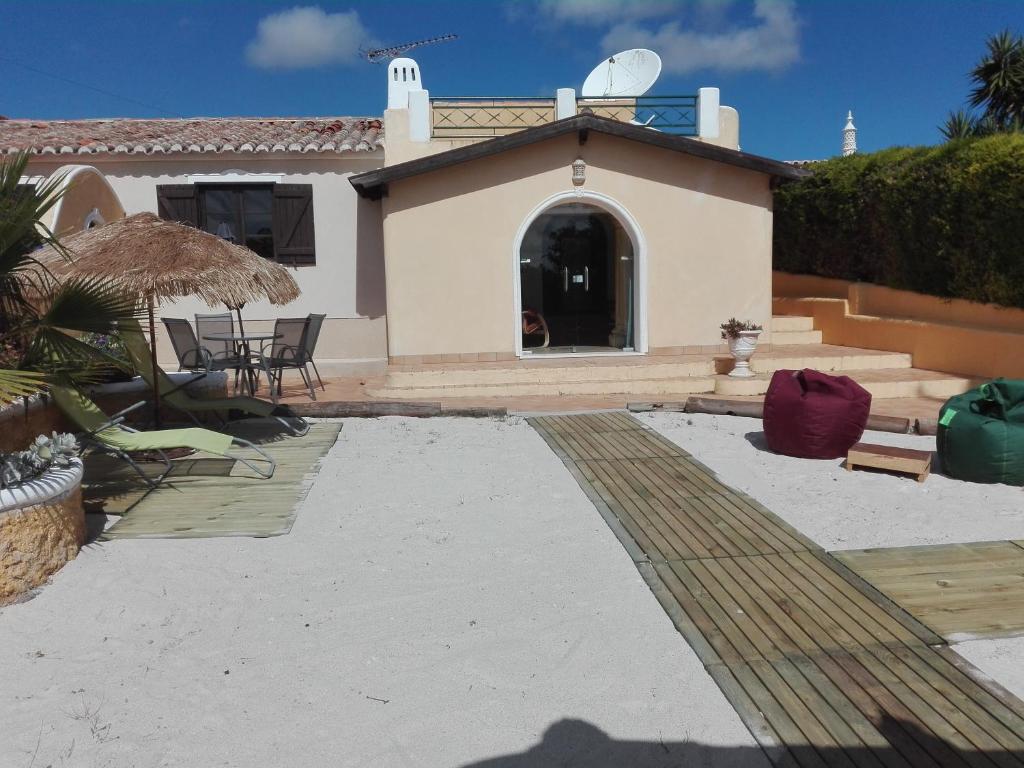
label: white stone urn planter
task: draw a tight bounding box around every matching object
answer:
[0,459,85,604]
[727,329,762,378]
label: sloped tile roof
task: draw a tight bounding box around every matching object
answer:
[0,116,383,156]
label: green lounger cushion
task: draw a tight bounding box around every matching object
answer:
[50,384,234,455]
[119,319,275,417]
[938,379,1024,485]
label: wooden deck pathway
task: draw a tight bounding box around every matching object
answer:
[530,412,1024,768]
[835,542,1024,643]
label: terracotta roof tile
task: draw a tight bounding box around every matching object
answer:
[0,116,383,156]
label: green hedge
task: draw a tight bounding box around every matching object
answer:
[773,133,1024,308]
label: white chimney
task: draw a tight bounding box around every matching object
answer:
[387,57,424,109]
[842,110,857,156]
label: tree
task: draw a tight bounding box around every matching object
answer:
[940,30,1024,140]
[0,152,139,404]
[969,30,1024,128]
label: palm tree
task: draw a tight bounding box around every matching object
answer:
[0,152,140,404]
[968,30,1024,129]
[939,30,1024,140]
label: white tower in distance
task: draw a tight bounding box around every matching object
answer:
[842,110,857,156]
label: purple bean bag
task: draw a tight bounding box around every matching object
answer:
[763,369,872,459]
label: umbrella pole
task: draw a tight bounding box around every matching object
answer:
[148,294,162,428]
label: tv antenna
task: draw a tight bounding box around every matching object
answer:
[364,33,458,63]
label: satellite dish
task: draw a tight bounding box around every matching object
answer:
[581,49,662,98]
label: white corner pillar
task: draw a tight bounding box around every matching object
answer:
[697,87,720,139]
[556,88,577,120]
[408,89,431,143]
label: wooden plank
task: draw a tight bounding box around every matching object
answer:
[685,397,765,418]
[287,400,441,417]
[834,543,1024,642]
[526,413,1024,768]
[847,443,932,483]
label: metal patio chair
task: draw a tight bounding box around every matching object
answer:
[195,312,248,389]
[162,318,213,373]
[260,317,318,400]
[303,313,327,393]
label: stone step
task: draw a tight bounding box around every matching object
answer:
[375,345,917,400]
[384,359,716,388]
[748,348,912,375]
[770,329,823,345]
[771,315,815,332]
[714,368,979,400]
[367,376,717,400]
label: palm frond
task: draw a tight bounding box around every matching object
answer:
[940,109,980,140]
[24,330,130,384]
[38,276,144,334]
[0,368,46,406]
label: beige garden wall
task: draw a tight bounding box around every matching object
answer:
[773,272,1024,379]
[381,131,774,361]
[25,153,388,377]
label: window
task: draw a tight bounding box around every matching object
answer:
[156,182,316,265]
[198,185,275,260]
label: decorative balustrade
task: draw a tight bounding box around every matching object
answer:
[430,98,557,137]
[429,95,698,138]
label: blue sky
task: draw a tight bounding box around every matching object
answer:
[2,1,1021,159]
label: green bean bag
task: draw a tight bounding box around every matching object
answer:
[937,380,1024,485]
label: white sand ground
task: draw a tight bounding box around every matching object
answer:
[642,412,1024,551]
[644,412,1024,702]
[1,417,765,768]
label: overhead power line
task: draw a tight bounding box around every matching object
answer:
[0,55,176,118]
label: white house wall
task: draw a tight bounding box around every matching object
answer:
[25,153,387,376]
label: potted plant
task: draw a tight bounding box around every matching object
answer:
[720,318,763,378]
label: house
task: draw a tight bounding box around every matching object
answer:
[1,57,805,381]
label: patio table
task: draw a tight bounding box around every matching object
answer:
[202,331,280,399]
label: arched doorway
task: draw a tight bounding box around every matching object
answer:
[518,201,637,354]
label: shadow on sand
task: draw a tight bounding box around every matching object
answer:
[458,717,1024,767]
[743,429,943,476]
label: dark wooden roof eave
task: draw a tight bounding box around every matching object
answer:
[349,114,809,198]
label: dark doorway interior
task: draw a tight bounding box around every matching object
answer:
[519,203,634,353]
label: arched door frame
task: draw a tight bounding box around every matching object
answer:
[511,190,648,357]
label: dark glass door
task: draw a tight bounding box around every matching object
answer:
[520,204,621,352]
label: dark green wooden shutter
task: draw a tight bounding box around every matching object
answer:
[272,184,316,266]
[156,184,199,227]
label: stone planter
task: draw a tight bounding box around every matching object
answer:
[727,330,762,378]
[0,459,85,604]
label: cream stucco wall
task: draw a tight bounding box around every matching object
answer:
[380,131,774,360]
[42,165,126,238]
[25,153,388,375]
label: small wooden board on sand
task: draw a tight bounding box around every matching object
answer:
[846,442,932,482]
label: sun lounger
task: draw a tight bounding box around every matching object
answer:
[49,383,276,488]
[118,319,309,436]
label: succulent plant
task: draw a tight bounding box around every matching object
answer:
[0,432,79,490]
[720,318,763,340]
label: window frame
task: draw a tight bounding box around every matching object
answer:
[196,182,276,261]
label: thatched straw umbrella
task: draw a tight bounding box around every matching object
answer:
[35,212,300,424]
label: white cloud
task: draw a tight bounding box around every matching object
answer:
[534,0,686,26]
[601,0,800,74]
[245,6,372,70]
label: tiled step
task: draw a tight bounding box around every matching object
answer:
[384,359,716,388]
[367,376,717,400]
[374,344,920,400]
[749,347,912,375]
[714,367,979,399]
[771,315,815,332]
